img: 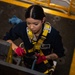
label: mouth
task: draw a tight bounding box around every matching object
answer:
[31,30,38,34]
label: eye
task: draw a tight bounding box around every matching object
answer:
[34,23,38,25]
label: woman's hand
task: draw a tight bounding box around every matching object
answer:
[7,40,26,56]
[35,53,46,64]
[46,53,58,60]
[14,47,26,56]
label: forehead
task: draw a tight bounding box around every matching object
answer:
[26,18,41,23]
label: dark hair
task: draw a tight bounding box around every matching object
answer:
[25,5,45,20]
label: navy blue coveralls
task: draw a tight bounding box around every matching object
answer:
[3,22,65,73]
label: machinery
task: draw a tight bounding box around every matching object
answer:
[0,39,44,75]
[0,0,75,75]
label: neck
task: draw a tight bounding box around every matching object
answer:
[34,27,42,37]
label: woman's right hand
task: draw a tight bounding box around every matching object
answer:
[6,40,26,56]
[14,47,26,56]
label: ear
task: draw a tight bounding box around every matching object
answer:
[42,17,46,23]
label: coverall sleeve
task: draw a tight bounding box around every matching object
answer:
[52,30,65,58]
[3,25,20,41]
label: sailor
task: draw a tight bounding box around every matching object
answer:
[3,4,65,74]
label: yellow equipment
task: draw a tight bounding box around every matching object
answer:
[0,40,13,63]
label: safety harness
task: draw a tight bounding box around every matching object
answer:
[27,22,53,74]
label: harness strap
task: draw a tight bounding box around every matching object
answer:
[44,61,57,74]
[27,22,52,74]
[28,22,51,52]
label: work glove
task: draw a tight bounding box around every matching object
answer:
[14,47,26,56]
[35,53,46,64]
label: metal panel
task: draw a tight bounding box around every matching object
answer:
[0,60,45,75]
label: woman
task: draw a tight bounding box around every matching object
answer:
[3,4,65,74]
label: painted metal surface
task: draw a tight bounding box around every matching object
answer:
[0,0,75,20]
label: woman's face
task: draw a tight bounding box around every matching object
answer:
[26,18,44,34]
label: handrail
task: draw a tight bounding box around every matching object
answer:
[21,0,75,15]
[0,0,75,20]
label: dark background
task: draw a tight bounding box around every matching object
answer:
[0,2,75,75]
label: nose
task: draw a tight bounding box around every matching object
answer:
[29,24,34,30]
